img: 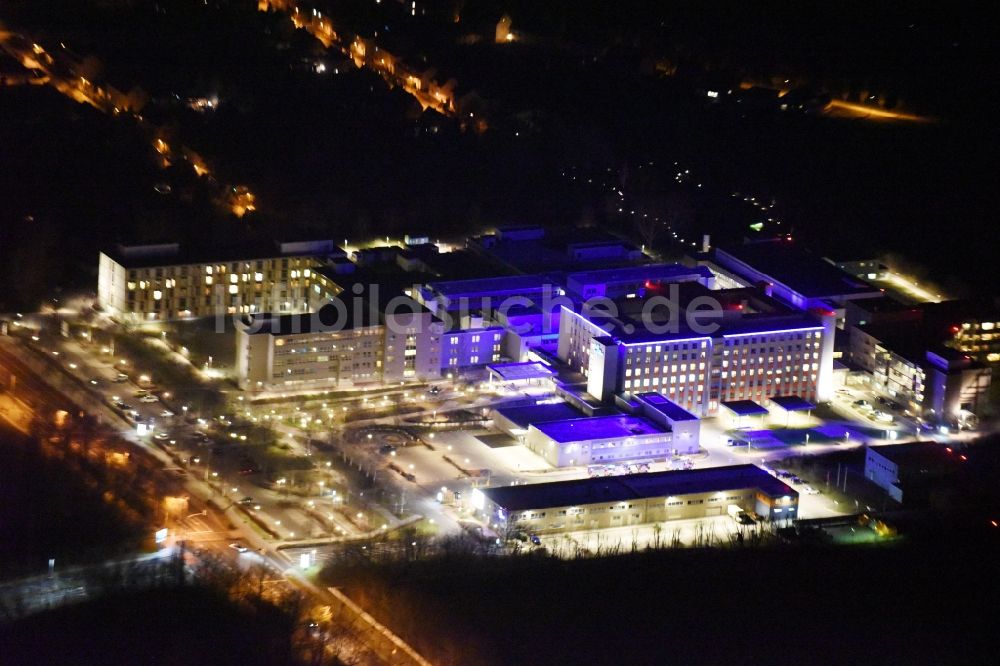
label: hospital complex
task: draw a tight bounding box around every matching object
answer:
[97,228,994,517]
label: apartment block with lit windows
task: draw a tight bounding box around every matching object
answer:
[97,240,340,321]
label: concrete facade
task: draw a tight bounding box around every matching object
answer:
[559,305,828,417]
[475,465,798,535]
[235,302,442,391]
[98,241,338,321]
[524,412,696,468]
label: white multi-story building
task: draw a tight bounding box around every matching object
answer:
[235,297,441,391]
[440,327,505,371]
[850,325,926,413]
[97,240,340,321]
[524,414,681,468]
[557,293,834,416]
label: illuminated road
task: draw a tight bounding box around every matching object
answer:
[0,329,429,664]
[259,0,459,118]
[825,99,934,123]
[0,29,257,217]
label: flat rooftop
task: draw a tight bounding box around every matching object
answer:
[869,442,962,470]
[239,301,379,335]
[104,240,341,269]
[494,402,585,430]
[570,301,823,345]
[487,361,555,382]
[531,414,667,444]
[634,392,699,422]
[240,296,427,335]
[717,240,879,299]
[427,274,556,299]
[482,464,796,511]
[721,400,769,416]
[418,249,512,281]
[567,263,713,286]
[474,227,646,274]
[769,396,816,412]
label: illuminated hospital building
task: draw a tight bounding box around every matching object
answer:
[557,282,835,417]
[97,240,340,321]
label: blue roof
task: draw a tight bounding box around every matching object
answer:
[567,302,822,346]
[494,403,585,429]
[568,263,713,286]
[428,274,555,299]
[531,414,667,443]
[482,464,796,511]
[770,395,816,411]
[634,392,699,421]
[721,400,769,416]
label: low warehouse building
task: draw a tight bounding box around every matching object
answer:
[524,413,693,468]
[473,464,798,534]
[864,442,962,503]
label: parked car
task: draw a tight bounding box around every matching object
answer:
[800,485,821,495]
[529,534,542,546]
